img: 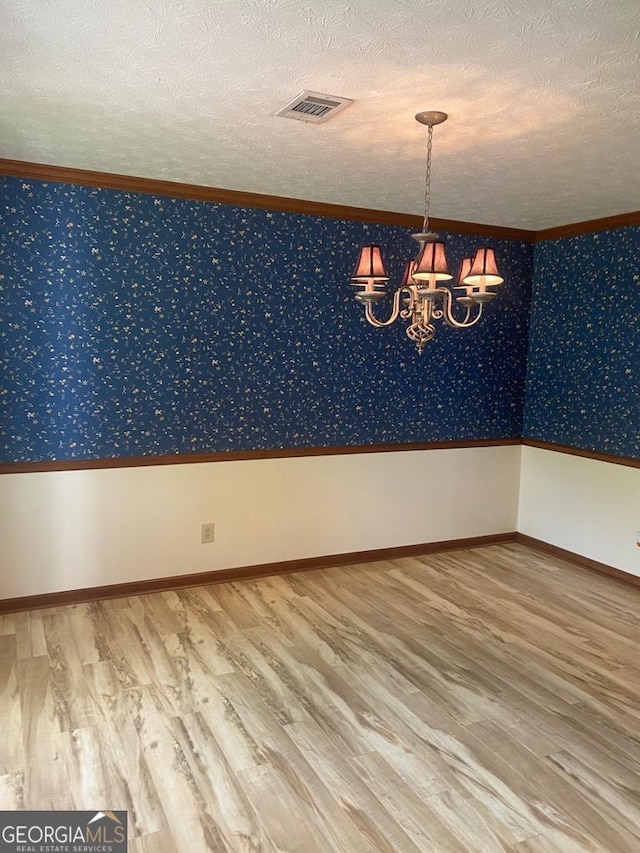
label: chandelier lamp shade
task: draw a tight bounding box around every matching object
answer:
[351,244,389,286]
[350,111,504,354]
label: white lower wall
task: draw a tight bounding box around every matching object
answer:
[518,446,640,577]
[0,446,521,600]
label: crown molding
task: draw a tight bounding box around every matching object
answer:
[3,159,639,241]
[535,210,640,241]
[0,158,534,242]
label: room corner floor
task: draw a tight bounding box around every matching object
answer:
[2,543,640,851]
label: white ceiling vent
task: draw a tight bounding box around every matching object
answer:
[276,91,353,124]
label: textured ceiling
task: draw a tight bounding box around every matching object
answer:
[2,0,640,229]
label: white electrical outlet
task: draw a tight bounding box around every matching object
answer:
[201,523,215,544]
[636,530,640,547]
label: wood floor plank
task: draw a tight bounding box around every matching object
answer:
[343,683,542,847]
[425,786,515,852]
[351,751,467,852]
[191,683,264,773]
[17,655,72,809]
[284,719,424,852]
[131,684,231,852]
[203,612,314,727]
[217,671,382,852]
[0,614,16,636]
[4,542,640,851]
[129,830,179,853]
[14,611,47,660]
[0,772,25,810]
[62,726,117,810]
[464,719,625,851]
[414,712,606,851]
[0,634,22,775]
[547,749,640,844]
[79,661,166,837]
[388,554,640,726]
[236,763,325,853]
[169,712,276,852]
[41,610,97,730]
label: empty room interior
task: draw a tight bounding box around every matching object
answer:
[1,1,640,851]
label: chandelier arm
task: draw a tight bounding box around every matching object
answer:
[363,287,411,328]
[445,302,482,328]
[437,287,484,328]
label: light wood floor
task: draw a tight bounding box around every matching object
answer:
[2,543,640,852]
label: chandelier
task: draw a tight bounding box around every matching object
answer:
[350,111,504,354]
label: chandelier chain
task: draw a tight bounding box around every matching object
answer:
[422,123,434,233]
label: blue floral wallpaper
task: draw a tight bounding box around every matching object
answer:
[0,176,533,463]
[524,228,640,459]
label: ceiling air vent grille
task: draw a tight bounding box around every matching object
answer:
[276,91,353,124]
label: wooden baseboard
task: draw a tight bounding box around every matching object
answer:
[514,533,640,590]
[0,532,516,615]
[4,531,636,615]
